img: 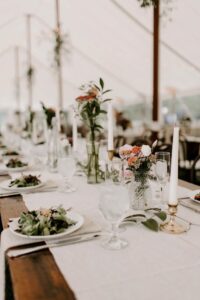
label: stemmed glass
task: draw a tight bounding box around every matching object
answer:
[99,185,129,250]
[155,152,170,205]
[58,154,77,193]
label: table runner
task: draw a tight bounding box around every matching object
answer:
[22,177,200,300]
[1,174,200,300]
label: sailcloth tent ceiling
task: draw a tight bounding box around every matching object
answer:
[0,0,199,110]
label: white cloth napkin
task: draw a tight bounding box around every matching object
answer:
[0,217,101,300]
[0,163,8,176]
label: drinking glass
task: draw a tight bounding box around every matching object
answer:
[58,155,77,193]
[110,159,124,185]
[155,152,170,204]
[99,185,129,250]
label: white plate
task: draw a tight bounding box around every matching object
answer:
[0,179,45,192]
[9,212,84,240]
[2,154,21,160]
[6,165,29,172]
[190,196,200,204]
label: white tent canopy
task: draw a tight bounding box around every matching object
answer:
[0,0,199,110]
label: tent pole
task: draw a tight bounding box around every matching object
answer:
[14,46,20,111]
[55,0,63,111]
[152,0,160,122]
[26,14,33,111]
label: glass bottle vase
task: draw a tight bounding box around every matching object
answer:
[86,140,102,184]
[129,171,151,210]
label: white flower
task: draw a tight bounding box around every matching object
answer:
[119,144,132,159]
[141,145,151,157]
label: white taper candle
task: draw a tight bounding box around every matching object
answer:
[107,101,114,150]
[72,112,78,152]
[168,126,179,205]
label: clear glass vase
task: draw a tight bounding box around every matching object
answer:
[86,140,102,184]
[47,117,60,172]
[129,171,151,210]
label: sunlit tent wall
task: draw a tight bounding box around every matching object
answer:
[0,0,199,125]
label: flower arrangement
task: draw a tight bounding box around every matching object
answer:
[76,78,111,183]
[119,144,156,175]
[119,142,157,209]
[41,102,56,129]
[76,78,111,141]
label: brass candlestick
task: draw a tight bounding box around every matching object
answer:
[160,204,189,234]
[107,149,114,161]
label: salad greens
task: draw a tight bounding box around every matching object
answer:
[16,206,76,236]
[9,174,41,188]
[6,158,28,168]
[3,150,19,156]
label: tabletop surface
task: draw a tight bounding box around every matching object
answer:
[0,176,199,300]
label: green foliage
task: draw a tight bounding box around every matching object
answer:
[77,78,112,141]
[27,66,34,81]
[137,0,158,7]
[142,218,159,231]
[123,209,167,232]
[41,102,56,128]
[17,206,76,236]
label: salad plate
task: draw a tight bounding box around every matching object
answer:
[5,158,29,172]
[190,191,200,204]
[0,175,45,192]
[6,165,29,172]
[9,211,84,241]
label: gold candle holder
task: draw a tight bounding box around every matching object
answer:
[160,204,189,234]
[107,149,114,161]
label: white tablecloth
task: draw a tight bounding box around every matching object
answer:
[18,176,200,300]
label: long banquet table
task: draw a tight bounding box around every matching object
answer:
[0,175,200,300]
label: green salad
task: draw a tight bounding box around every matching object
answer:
[3,150,19,156]
[9,174,41,188]
[16,206,76,236]
[6,158,28,168]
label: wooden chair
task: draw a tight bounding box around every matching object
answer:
[114,135,126,149]
[131,138,150,146]
[153,143,172,154]
[190,155,200,185]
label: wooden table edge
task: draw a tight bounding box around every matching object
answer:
[0,196,76,300]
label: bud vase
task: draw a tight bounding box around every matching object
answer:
[86,140,102,184]
[129,170,151,210]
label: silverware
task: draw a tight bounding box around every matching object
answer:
[7,232,101,258]
[178,197,190,200]
[175,215,200,227]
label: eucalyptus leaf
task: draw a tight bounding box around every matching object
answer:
[154,211,167,221]
[142,218,159,232]
[100,78,104,89]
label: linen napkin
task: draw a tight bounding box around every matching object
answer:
[179,189,200,213]
[0,217,101,300]
[0,163,8,176]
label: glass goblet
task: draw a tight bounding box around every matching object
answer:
[58,155,77,193]
[155,152,170,205]
[99,185,129,250]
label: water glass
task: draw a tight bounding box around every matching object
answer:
[155,152,170,204]
[58,155,76,192]
[99,185,129,250]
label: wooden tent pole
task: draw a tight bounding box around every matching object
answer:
[152,0,160,122]
[14,46,20,111]
[55,0,63,111]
